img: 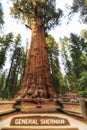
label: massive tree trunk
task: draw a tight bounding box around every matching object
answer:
[16,19,57,100]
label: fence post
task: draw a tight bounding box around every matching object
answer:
[79,98,87,120]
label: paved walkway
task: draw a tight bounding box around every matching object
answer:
[0,113,87,130]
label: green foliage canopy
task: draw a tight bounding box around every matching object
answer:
[5,34,26,98]
[11,0,63,31]
[60,32,87,97]
[0,33,13,69]
[70,0,87,23]
[46,34,63,93]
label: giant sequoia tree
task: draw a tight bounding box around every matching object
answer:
[11,0,62,100]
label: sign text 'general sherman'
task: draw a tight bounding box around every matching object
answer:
[10,116,70,126]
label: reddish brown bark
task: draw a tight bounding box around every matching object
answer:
[16,20,57,100]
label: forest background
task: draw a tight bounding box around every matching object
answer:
[0,0,87,99]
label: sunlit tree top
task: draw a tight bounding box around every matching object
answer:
[11,0,63,31]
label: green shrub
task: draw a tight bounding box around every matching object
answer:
[79,90,87,98]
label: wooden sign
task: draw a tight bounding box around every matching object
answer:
[1,116,79,130]
[10,116,70,126]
